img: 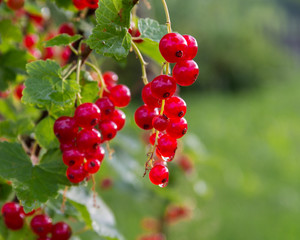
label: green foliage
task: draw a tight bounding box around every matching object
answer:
[35,117,59,149]
[45,34,82,47]
[138,18,168,42]
[0,118,34,140]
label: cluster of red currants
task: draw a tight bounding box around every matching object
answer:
[135,32,199,188]
[1,202,72,239]
[72,0,99,10]
[54,72,130,184]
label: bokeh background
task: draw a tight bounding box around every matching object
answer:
[97,0,300,239]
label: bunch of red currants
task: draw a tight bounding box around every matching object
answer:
[72,0,99,10]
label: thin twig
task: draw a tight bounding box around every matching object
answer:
[131,40,148,85]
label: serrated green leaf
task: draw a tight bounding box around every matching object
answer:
[138,18,168,42]
[0,142,70,212]
[22,60,80,110]
[81,81,99,103]
[87,0,137,60]
[136,38,165,65]
[0,118,34,139]
[35,117,59,149]
[45,34,82,47]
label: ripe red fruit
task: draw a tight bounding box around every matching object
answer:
[0,90,10,98]
[42,47,55,60]
[14,83,25,100]
[135,105,158,130]
[182,35,198,60]
[100,177,113,189]
[128,27,143,43]
[54,116,78,143]
[84,158,101,174]
[102,71,118,87]
[37,237,51,240]
[1,202,21,218]
[157,134,177,157]
[60,141,75,152]
[109,84,131,108]
[74,103,101,129]
[62,148,84,167]
[76,128,101,152]
[142,83,161,109]
[152,115,169,132]
[95,97,115,119]
[85,145,105,162]
[20,206,35,216]
[164,96,187,119]
[51,222,72,240]
[72,0,87,10]
[58,23,75,36]
[99,120,118,142]
[166,117,188,139]
[149,165,169,187]
[172,60,199,86]
[30,214,52,237]
[66,165,88,183]
[23,34,38,49]
[7,0,24,10]
[86,0,98,9]
[159,33,188,63]
[61,47,72,62]
[150,75,176,99]
[111,109,126,131]
[149,132,163,145]
[4,214,24,230]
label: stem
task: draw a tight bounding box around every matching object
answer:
[76,58,82,105]
[68,44,78,55]
[91,175,99,208]
[161,0,172,33]
[60,186,68,213]
[62,64,77,81]
[85,61,108,97]
[165,62,170,75]
[131,41,148,85]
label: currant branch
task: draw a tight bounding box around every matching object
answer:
[131,40,149,85]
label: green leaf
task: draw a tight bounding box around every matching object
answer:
[136,38,165,65]
[22,60,80,111]
[45,34,82,47]
[0,118,34,139]
[67,199,93,228]
[81,81,99,103]
[0,19,22,42]
[7,224,35,240]
[35,117,59,149]
[138,18,168,42]
[0,142,70,212]
[87,0,137,60]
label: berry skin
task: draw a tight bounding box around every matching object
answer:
[152,115,169,132]
[142,83,161,109]
[66,165,88,183]
[95,97,115,120]
[7,0,24,10]
[157,134,177,158]
[150,75,176,100]
[134,105,158,130]
[51,222,72,240]
[111,109,126,131]
[182,35,198,60]
[99,120,118,142]
[102,71,118,87]
[60,141,75,152]
[14,83,25,100]
[61,47,72,62]
[77,128,102,152]
[84,159,101,174]
[85,145,105,162]
[149,165,169,187]
[149,132,163,145]
[164,96,187,119]
[86,0,98,9]
[1,202,21,218]
[109,84,131,108]
[54,116,78,143]
[58,23,75,36]
[74,103,101,129]
[37,237,51,240]
[42,47,55,60]
[166,117,188,139]
[23,34,38,49]
[172,60,199,86]
[62,148,84,167]
[30,214,52,237]
[159,33,188,63]
[72,0,87,10]
[4,214,24,230]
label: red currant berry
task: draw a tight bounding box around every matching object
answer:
[62,148,84,167]
[152,115,169,132]
[149,132,163,145]
[37,237,51,240]
[150,75,176,99]
[14,83,25,100]
[159,33,188,63]
[166,117,188,139]
[157,134,177,157]
[102,71,118,87]
[84,158,101,174]
[182,35,198,60]
[4,214,24,230]
[99,120,118,142]
[100,177,113,189]
[23,34,38,49]
[61,47,72,62]
[1,202,21,218]
[149,165,169,187]
[142,83,161,109]
[134,105,158,130]
[20,206,35,216]
[66,165,88,183]
[74,102,101,129]
[172,60,199,86]
[0,90,10,99]
[72,0,87,10]
[30,214,52,237]
[128,27,143,43]
[109,84,131,108]
[51,222,72,240]
[85,145,105,162]
[111,109,126,131]
[164,96,187,119]
[86,0,98,9]
[76,129,102,152]
[54,116,78,143]
[95,97,115,119]
[7,0,24,10]
[60,141,75,152]
[58,23,75,36]
[42,47,55,60]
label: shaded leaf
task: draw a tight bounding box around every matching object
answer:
[45,34,82,47]
[0,118,34,139]
[35,116,59,149]
[138,18,168,42]
[136,38,165,65]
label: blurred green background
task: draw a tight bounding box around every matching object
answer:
[98,0,300,239]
